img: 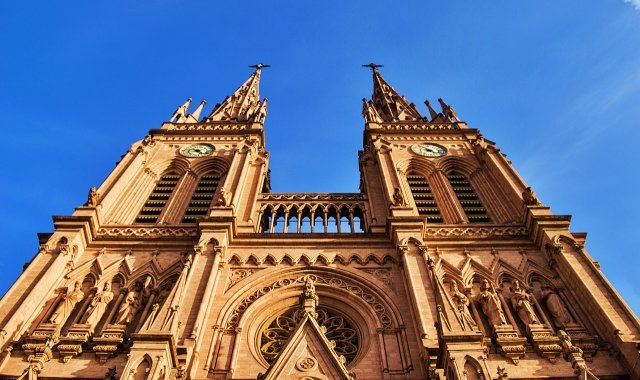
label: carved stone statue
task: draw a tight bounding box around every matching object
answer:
[540,286,573,328]
[86,187,100,207]
[478,280,508,326]
[300,277,319,315]
[522,187,541,206]
[392,187,406,206]
[449,283,476,329]
[510,280,539,325]
[216,187,231,207]
[115,286,141,326]
[49,281,84,326]
[115,276,153,326]
[84,282,114,332]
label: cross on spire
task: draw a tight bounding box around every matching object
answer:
[249,63,271,70]
[362,62,384,71]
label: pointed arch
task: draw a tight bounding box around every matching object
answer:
[396,156,438,179]
[437,156,479,177]
[228,254,243,265]
[463,355,486,380]
[189,156,231,177]
[135,170,182,224]
[132,354,152,380]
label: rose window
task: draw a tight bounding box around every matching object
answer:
[260,307,359,365]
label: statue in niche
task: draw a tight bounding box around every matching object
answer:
[392,187,406,206]
[510,280,539,325]
[115,276,151,326]
[84,281,114,332]
[449,282,477,329]
[540,286,573,328]
[48,281,85,326]
[478,280,508,326]
[216,187,231,207]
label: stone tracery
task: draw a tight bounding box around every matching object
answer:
[260,307,359,365]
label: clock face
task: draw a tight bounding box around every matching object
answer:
[411,143,446,157]
[180,144,215,158]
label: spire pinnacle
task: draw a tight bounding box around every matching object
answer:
[169,98,192,123]
[424,100,441,121]
[189,100,207,122]
[438,98,461,122]
[205,68,267,123]
[363,68,423,123]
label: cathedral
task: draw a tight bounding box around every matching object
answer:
[1,64,639,380]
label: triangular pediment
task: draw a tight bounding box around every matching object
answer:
[259,313,354,380]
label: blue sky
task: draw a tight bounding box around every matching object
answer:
[1,1,639,315]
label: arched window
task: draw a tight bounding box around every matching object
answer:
[182,173,222,223]
[447,171,491,223]
[135,173,181,224]
[406,172,443,223]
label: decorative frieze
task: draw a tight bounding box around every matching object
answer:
[378,123,461,131]
[96,226,198,239]
[425,226,528,238]
[163,123,251,131]
[259,193,365,202]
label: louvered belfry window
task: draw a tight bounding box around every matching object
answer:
[407,172,443,223]
[181,173,221,223]
[135,174,180,224]
[447,171,491,223]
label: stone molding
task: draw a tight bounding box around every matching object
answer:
[425,225,528,238]
[96,226,198,239]
[226,273,393,329]
[259,193,366,201]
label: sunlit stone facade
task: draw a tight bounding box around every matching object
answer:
[1,66,638,379]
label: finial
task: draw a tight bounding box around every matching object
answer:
[190,100,207,121]
[362,62,384,72]
[424,100,439,120]
[249,63,271,70]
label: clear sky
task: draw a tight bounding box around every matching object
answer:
[1,1,639,314]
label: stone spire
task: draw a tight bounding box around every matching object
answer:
[169,98,192,123]
[362,67,423,123]
[205,66,268,123]
[168,98,207,123]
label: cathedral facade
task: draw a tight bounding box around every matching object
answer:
[0,66,639,380]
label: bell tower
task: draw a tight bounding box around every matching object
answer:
[358,66,640,378]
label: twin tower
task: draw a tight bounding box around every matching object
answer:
[0,66,638,379]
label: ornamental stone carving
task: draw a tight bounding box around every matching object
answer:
[83,282,114,333]
[97,226,198,238]
[540,286,573,328]
[449,283,476,329]
[510,280,539,326]
[227,273,393,329]
[48,281,84,326]
[114,276,152,326]
[478,280,508,327]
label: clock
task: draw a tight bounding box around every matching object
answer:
[411,143,446,157]
[180,144,215,158]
